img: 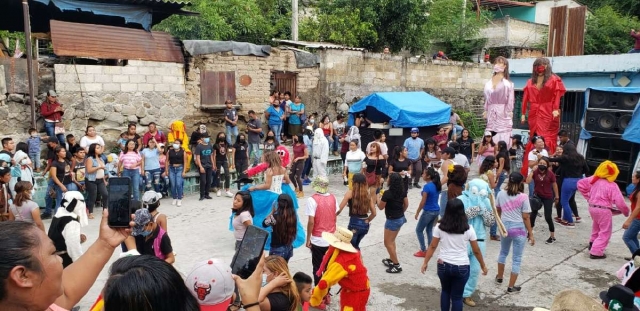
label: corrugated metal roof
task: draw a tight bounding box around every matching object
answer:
[50,20,184,63]
[476,0,535,8]
[273,39,367,52]
[79,0,191,10]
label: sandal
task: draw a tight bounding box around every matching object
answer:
[382,258,393,267]
[88,213,95,219]
[386,264,402,273]
[495,275,503,284]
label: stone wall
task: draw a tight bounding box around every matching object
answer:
[316,49,492,116]
[185,48,321,122]
[482,17,546,49]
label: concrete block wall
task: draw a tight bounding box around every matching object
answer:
[54,60,185,93]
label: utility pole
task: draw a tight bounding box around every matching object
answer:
[292,0,298,41]
[22,0,36,129]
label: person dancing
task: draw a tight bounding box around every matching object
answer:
[484,56,515,148]
[520,57,566,176]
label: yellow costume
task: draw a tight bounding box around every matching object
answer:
[167,120,192,165]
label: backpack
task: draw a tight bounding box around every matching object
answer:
[153,227,167,260]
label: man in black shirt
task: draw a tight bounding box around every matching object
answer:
[558,130,575,148]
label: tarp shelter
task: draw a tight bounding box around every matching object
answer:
[347,91,451,128]
[346,91,452,155]
[578,87,640,192]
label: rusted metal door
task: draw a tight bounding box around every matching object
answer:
[272,72,297,98]
[548,6,568,57]
[548,6,586,57]
[200,71,236,109]
[566,7,586,56]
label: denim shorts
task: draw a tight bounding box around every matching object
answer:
[269,244,294,262]
[385,216,407,231]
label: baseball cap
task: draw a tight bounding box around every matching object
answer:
[47,90,57,97]
[142,190,162,206]
[510,134,522,141]
[410,127,419,133]
[186,259,235,311]
[132,208,152,236]
[508,172,524,184]
[484,130,492,137]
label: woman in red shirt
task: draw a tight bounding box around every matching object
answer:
[525,158,559,244]
[289,134,308,198]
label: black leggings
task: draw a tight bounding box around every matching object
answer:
[199,167,213,198]
[311,244,329,286]
[86,179,108,214]
[531,197,555,233]
[216,161,230,189]
[289,160,304,191]
[235,158,248,179]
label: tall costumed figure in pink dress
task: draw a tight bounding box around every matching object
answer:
[484,56,515,148]
[520,57,566,176]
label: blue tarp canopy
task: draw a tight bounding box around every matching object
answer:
[580,87,640,144]
[347,91,451,128]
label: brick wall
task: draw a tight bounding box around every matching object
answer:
[481,17,546,48]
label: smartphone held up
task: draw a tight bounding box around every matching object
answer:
[107,177,132,228]
[230,226,269,279]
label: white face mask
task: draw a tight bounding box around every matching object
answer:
[20,159,28,165]
[31,133,38,138]
[173,143,180,150]
[309,119,315,124]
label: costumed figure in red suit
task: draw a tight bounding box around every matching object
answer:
[520,57,566,176]
[246,145,290,177]
[311,227,370,311]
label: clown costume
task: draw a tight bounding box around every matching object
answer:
[577,160,629,259]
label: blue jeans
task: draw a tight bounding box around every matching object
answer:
[248,143,262,166]
[44,179,55,215]
[528,181,535,197]
[269,244,293,262]
[623,219,640,255]
[384,216,407,231]
[269,124,282,143]
[498,221,528,274]
[348,217,370,250]
[416,210,439,251]
[144,168,162,192]
[302,157,312,178]
[122,168,141,201]
[54,182,78,212]
[331,135,340,152]
[44,121,65,146]
[226,125,238,145]
[561,178,579,223]
[29,152,41,170]
[439,190,448,218]
[437,261,470,311]
[452,124,464,137]
[168,166,184,199]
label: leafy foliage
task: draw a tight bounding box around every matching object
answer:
[0,31,25,56]
[579,0,640,17]
[457,110,485,140]
[153,0,291,44]
[584,6,640,55]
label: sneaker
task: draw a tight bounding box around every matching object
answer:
[590,254,607,259]
[177,200,182,207]
[495,276,503,284]
[172,199,177,205]
[40,213,52,219]
[199,197,204,201]
[554,217,562,223]
[561,221,575,228]
[225,191,234,197]
[463,297,476,307]
[217,190,222,197]
[382,258,393,267]
[625,256,632,261]
[490,235,501,241]
[575,216,582,223]
[507,286,522,293]
[303,180,311,186]
[413,183,420,189]
[386,264,402,273]
[545,237,556,244]
[413,250,426,257]
[296,190,304,198]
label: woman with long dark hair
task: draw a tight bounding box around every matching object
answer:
[623,171,640,258]
[232,190,254,250]
[525,158,558,244]
[9,181,45,231]
[388,146,411,197]
[263,194,298,262]
[495,172,534,293]
[50,146,78,208]
[495,141,510,195]
[378,173,409,273]
[423,138,441,169]
[118,139,142,201]
[364,141,384,198]
[213,132,232,197]
[233,133,250,180]
[456,129,474,163]
[476,131,496,165]
[414,167,442,258]
[420,198,488,311]
[85,143,108,218]
[289,134,308,198]
[509,134,525,173]
[547,144,589,227]
[338,173,376,249]
[479,155,497,189]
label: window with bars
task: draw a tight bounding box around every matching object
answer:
[200,71,236,109]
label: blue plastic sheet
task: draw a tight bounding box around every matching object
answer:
[34,0,153,30]
[582,87,640,144]
[347,91,451,128]
[228,184,306,251]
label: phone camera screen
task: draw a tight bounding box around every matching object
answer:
[232,227,268,279]
[108,184,130,227]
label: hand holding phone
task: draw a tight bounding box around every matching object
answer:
[231,226,269,279]
[107,177,132,228]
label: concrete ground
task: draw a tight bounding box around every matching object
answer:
[53,162,629,310]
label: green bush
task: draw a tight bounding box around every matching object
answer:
[456,110,485,140]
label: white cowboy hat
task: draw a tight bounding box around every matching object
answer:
[322,227,358,253]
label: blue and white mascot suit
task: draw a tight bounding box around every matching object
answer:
[459,178,496,300]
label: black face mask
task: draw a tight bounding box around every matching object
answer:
[538,165,547,171]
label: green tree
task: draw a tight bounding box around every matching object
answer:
[584,6,640,55]
[424,0,489,61]
[579,0,640,17]
[154,0,291,44]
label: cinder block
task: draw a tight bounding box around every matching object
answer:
[53,64,67,74]
[146,75,162,84]
[121,83,138,92]
[104,67,122,75]
[170,84,185,92]
[137,83,154,92]
[129,75,146,83]
[77,74,95,83]
[162,76,180,84]
[94,74,112,83]
[85,66,103,74]
[139,67,155,75]
[83,83,102,92]
[154,67,170,76]
[112,75,129,83]
[103,83,121,92]
[154,84,171,92]
[122,66,138,75]
[127,60,145,67]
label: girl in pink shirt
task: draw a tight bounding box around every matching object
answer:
[118,139,143,201]
[577,160,629,259]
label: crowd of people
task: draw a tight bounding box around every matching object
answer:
[0,56,639,311]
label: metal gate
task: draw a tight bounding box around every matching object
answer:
[513,91,585,143]
[272,72,297,98]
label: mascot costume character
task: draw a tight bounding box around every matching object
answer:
[311,227,370,311]
[246,145,290,177]
[47,191,88,268]
[459,179,500,306]
[615,250,640,309]
[167,120,192,165]
[520,57,566,176]
[483,56,515,148]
